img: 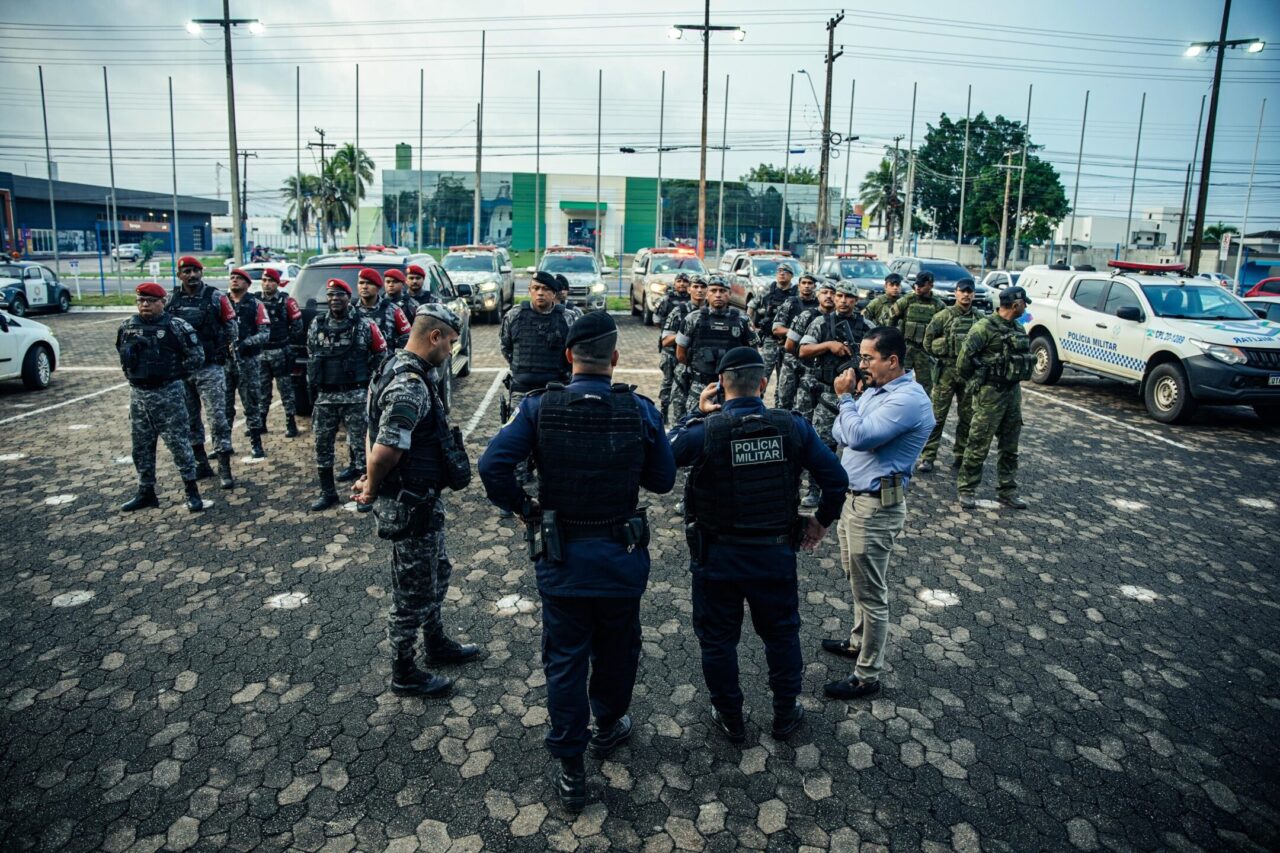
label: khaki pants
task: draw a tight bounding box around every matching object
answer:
[836,493,907,683]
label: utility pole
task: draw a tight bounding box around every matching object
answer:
[716,74,729,258]
[1011,84,1033,266]
[238,149,256,256]
[956,84,972,263]
[839,79,856,243]
[1190,0,1229,273]
[780,73,794,251]
[997,152,1016,268]
[38,66,60,274]
[1176,95,1206,255]
[901,82,917,254]
[887,135,903,253]
[1123,93,1146,261]
[656,70,665,246]
[102,66,122,294]
[698,0,710,258]
[1233,97,1265,288]
[1065,91,1089,267]
[474,31,485,244]
[307,128,331,248]
[418,68,424,252]
[814,12,843,266]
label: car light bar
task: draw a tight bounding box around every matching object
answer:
[1107,260,1188,274]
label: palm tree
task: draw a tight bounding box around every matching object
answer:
[280,174,323,248]
[331,143,375,205]
[859,157,902,246]
[1204,222,1238,244]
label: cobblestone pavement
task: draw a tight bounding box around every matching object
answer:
[2,313,1278,852]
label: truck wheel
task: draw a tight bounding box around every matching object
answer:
[292,376,314,416]
[643,293,654,327]
[457,332,471,378]
[1143,362,1197,424]
[630,292,641,317]
[58,292,71,313]
[1030,334,1063,385]
[1253,404,1280,425]
[21,344,53,389]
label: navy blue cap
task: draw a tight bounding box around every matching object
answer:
[716,346,765,373]
[552,273,570,293]
[564,310,617,348]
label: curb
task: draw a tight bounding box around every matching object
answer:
[69,307,136,314]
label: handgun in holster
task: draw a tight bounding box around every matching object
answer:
[619,511,651,551]
[540,509,564,564]
[520,494,541,561]
[684,521,709,564]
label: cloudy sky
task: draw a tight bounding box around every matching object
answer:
[3,0,1277,230]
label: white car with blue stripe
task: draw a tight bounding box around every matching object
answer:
[1020,260,1280,425]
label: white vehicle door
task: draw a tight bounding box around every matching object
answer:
[24,267,48,308]
[0,315,18,378]
[1098,280,1148,380]
[1057,277,1111,373]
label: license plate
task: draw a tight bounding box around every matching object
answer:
[1270,375,1280,387]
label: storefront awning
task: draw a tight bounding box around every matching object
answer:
[559,201,607,211]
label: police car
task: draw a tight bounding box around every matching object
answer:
[818,247,891,308]
[527,246,608,312]
[287,251,473,415]
[629,246,706,325]
[441,244,514,323]
[0,261,74,317]
[1021,260,1280,424]
[0,301,59,390]
[722,250,802,313]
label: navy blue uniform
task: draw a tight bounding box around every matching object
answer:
[669,397,847,716]
[478,374,676,756]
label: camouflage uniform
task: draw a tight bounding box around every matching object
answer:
[919,304,985,465]
[799,310,872,450]
[772,292,820,410]
[224,295,271,434]
[355,296,412,352]
[677,306,759,412]
[308,314,385,470]
[790,303,830,423]
[861,292,900,326]
[956,314,1033,499]
[752,283,795,386]
[368,352,455,656]
[387,291,420,321]
[656,291,692,421]
[116,315,205,486]
[890,291,947,395]
[166,284,237,454]
[259,292,303,418]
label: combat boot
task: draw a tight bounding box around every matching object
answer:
[310,467,339,511]
[999,494,1029,510]
[916,459,934,473]
[425,629,481,664]
[336,465,362,483]
[556,755,587,814]
[121,485,159,512]
[958,493,977,510]
[390,655,452,697]
[285,415,300,438]
[193,445,214,479]
[217,451,235,489]
[184,480,205,512]
[250,430,266,459]
[800,482,821,509]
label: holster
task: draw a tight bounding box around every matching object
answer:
[685,522,709,564]
[373,488,439,541]
[540,509,564,564]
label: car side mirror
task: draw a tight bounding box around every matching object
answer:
[0,312,8,331]
[525,266,537,274]
[500,265,512,274]
[1115,306,1143,322]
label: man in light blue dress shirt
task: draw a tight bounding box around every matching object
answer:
[820,326,935,700]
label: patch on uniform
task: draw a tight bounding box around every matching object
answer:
[731,435,784,466]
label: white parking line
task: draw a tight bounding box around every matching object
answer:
[58,366,118,372]
[1022,387,1194,452]
[463,369,508,440]
[0,383,128,426]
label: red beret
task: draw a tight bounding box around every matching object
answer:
[407,264,426,277]
[135,282,167,299]
[357,267,383,287]
[325,278,352,295]
[384,268,406,283]
[229,268,251,282]
[260,267,282,283]
[178,256,203,270]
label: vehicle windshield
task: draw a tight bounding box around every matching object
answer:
[920,261,971,281]
[650,256,706,275]
[540,255,599,274]
[290,264,403,306]
[0,264,24,278]
[1141,284,1256,321]
[751,259,802,278]
[443,254,497,273]
[839,259,889,279]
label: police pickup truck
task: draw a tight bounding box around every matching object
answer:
[1021,260,1280,424]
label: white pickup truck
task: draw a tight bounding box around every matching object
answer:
[1019,261,1280,424]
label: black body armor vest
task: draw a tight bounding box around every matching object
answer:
[263,295,293,348]
[167,284,226,365]
[309,314,370,388]
[510,304,571,387]
[686,409,803,535]
[813,312,869,385]
[231,293,265,358]
[688,308,749,380]
[119,317,187,387]
[366,358,446,492]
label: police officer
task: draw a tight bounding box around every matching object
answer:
[955,286,1034,510]
[798,281,873,459]
[889,271,947,395]
[117,282,207,513]
[670,347,847,743]
[353,303,478,699]
[354,267,413,352]
[789,279,836,423]
[917,279,984,473]
[656,272,692,423]
[862,272,903,326]
[167,255,238,489]
[662,275,707,424]
[384,268,420,319]
[478,311,676,814]
[258,268,303,438]
[308,278,388,511]
[772,272,821,410]
[751,264,795,388]
[224,269,271,458]
[499,270,572,420]
[676,274,758,412]
[405,264,436,305]
[553,273,583,324]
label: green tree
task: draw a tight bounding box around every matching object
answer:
[740,163,819,185]
[331,143,375,205]
[137,236,163,265]
[281,173,323,246]
[1204,222,1238,243]
[859,156,903,247]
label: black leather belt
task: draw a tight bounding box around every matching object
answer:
[848,489,878,497]
[714,532,791,546]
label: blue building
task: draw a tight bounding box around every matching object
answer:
[0,171,226,257]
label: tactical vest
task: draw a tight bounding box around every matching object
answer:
[902,295,943,347]
[231,293,265,358]
[262,295,293,348]
[756,284,794,328]
[510,304,570,387]
[167,284,226,365]
[119,317,186,387]
[366,356,445,493]
[356,299,398,350]
[812,312,867,386]
[535,383,644,522]
[658,290,690,325]
[943,309,982,359]
[865,294,899,326]
[686,409,802,535]
[389,293,419,320]
[780,295,820,330]
[309,314,370,388]
[994,322,1034,384]
[688,307,749,379]
[660,300,696,353]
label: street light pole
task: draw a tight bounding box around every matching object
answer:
[716,74,729,258]
[37,66,60,274]
[1065,90,1089,267]
[780,73,794,252]
[1234,97,1266,288]
[1123,92,1146,261]
[956,84,971,263]
[657,70,665,247]
[1011,84,1033,266]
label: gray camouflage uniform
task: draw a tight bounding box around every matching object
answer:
[772,294,820,410]
[168,285,237,453]
[259,293,303,417]
[224,296,271,433]
[309,314,385,469]
[676,306,759,412]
